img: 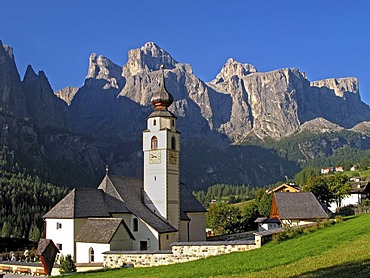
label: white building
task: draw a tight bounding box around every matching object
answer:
[43,66,206,263]
[329,178,370,212]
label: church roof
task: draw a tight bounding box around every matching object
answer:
[43,188,129,219]
[99,175,178,234]
[75,218,134,244]
[180,183,207,220]
[150,65,174,109]
[147,108,176,119]
[44,175,205,234]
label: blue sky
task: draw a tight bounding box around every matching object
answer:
[1,0,370,103]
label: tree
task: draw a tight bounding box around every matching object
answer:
[206,202,242,235]
[59,254,77,274]
[1,221,11,237]
[29,224,41,242]
[327,174,351,208]
[240,201,259,231]
[257,193,272,217]
[303,176,335,206]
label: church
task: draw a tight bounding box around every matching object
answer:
[43,66,206,263]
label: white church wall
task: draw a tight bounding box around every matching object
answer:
[76,242,109,263]
[45,218,75,259]
[132,218,159,251]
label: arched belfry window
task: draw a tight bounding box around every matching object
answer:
[171,136,176,150]
[133,218,139,232]
[151,136,158,149]
[153,119,157,126]
[89,247,94,262]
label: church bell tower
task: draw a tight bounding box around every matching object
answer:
[143,65,180,234]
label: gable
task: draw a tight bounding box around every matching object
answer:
[268,183,300,194]
[75,218,134,244]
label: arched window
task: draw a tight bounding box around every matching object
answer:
[133,218,138,232]
[153,119,157,126]
[151,136,158,149]
[171,136,176,150]
[89,247,94,263]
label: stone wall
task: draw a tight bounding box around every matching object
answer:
[103,240,257,268]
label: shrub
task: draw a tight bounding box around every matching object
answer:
[59,254,76,274]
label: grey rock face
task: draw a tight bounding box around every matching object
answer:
[0,40,27,117]
[54,86,79,106]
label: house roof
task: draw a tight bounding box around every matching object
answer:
[254,217,281,224]
[350,180,370,194]
[273,192,330,220]
[75,218,134,244]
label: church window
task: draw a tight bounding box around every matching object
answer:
[140,241,148,250]
[133,218,139,232]
[154,176,156,181]
[172,119,175,127]
[166,234,169,240]
[153,119,157,126]
[151,136,158,149]
[56,222,62,229]
[89,247,94,262]
[171,136,176,150]
[56,243,62,251]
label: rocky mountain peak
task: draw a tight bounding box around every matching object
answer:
[211,58,257,84]
[310,77,359,99]
[1,41,15,60]
[23,65,37,81]
[123,42,177,76]
[86,53,123,89]
[54,86,79,106]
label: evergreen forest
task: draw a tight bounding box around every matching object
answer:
[0,147,69,245]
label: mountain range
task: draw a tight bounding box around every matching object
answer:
[1,40,370,190]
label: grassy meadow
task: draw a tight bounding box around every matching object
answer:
[65,214,370,278]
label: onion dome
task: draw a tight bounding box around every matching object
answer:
[151,65,174,109]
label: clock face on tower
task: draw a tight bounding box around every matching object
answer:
[169,150,177,165]
[149,150,161,164]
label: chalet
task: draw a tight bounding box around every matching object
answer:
[270,192,331,227]
[43,66,206,263]
[266,183,300,195]
[329,177,370,212]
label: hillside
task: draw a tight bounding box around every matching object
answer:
[67,214,370,278]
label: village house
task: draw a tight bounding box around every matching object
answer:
[43,66,206,263]
[329,176,370,212]
[270,192,331,227]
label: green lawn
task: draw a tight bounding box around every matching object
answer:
[66,214,370,278]
[231,199,255,210]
